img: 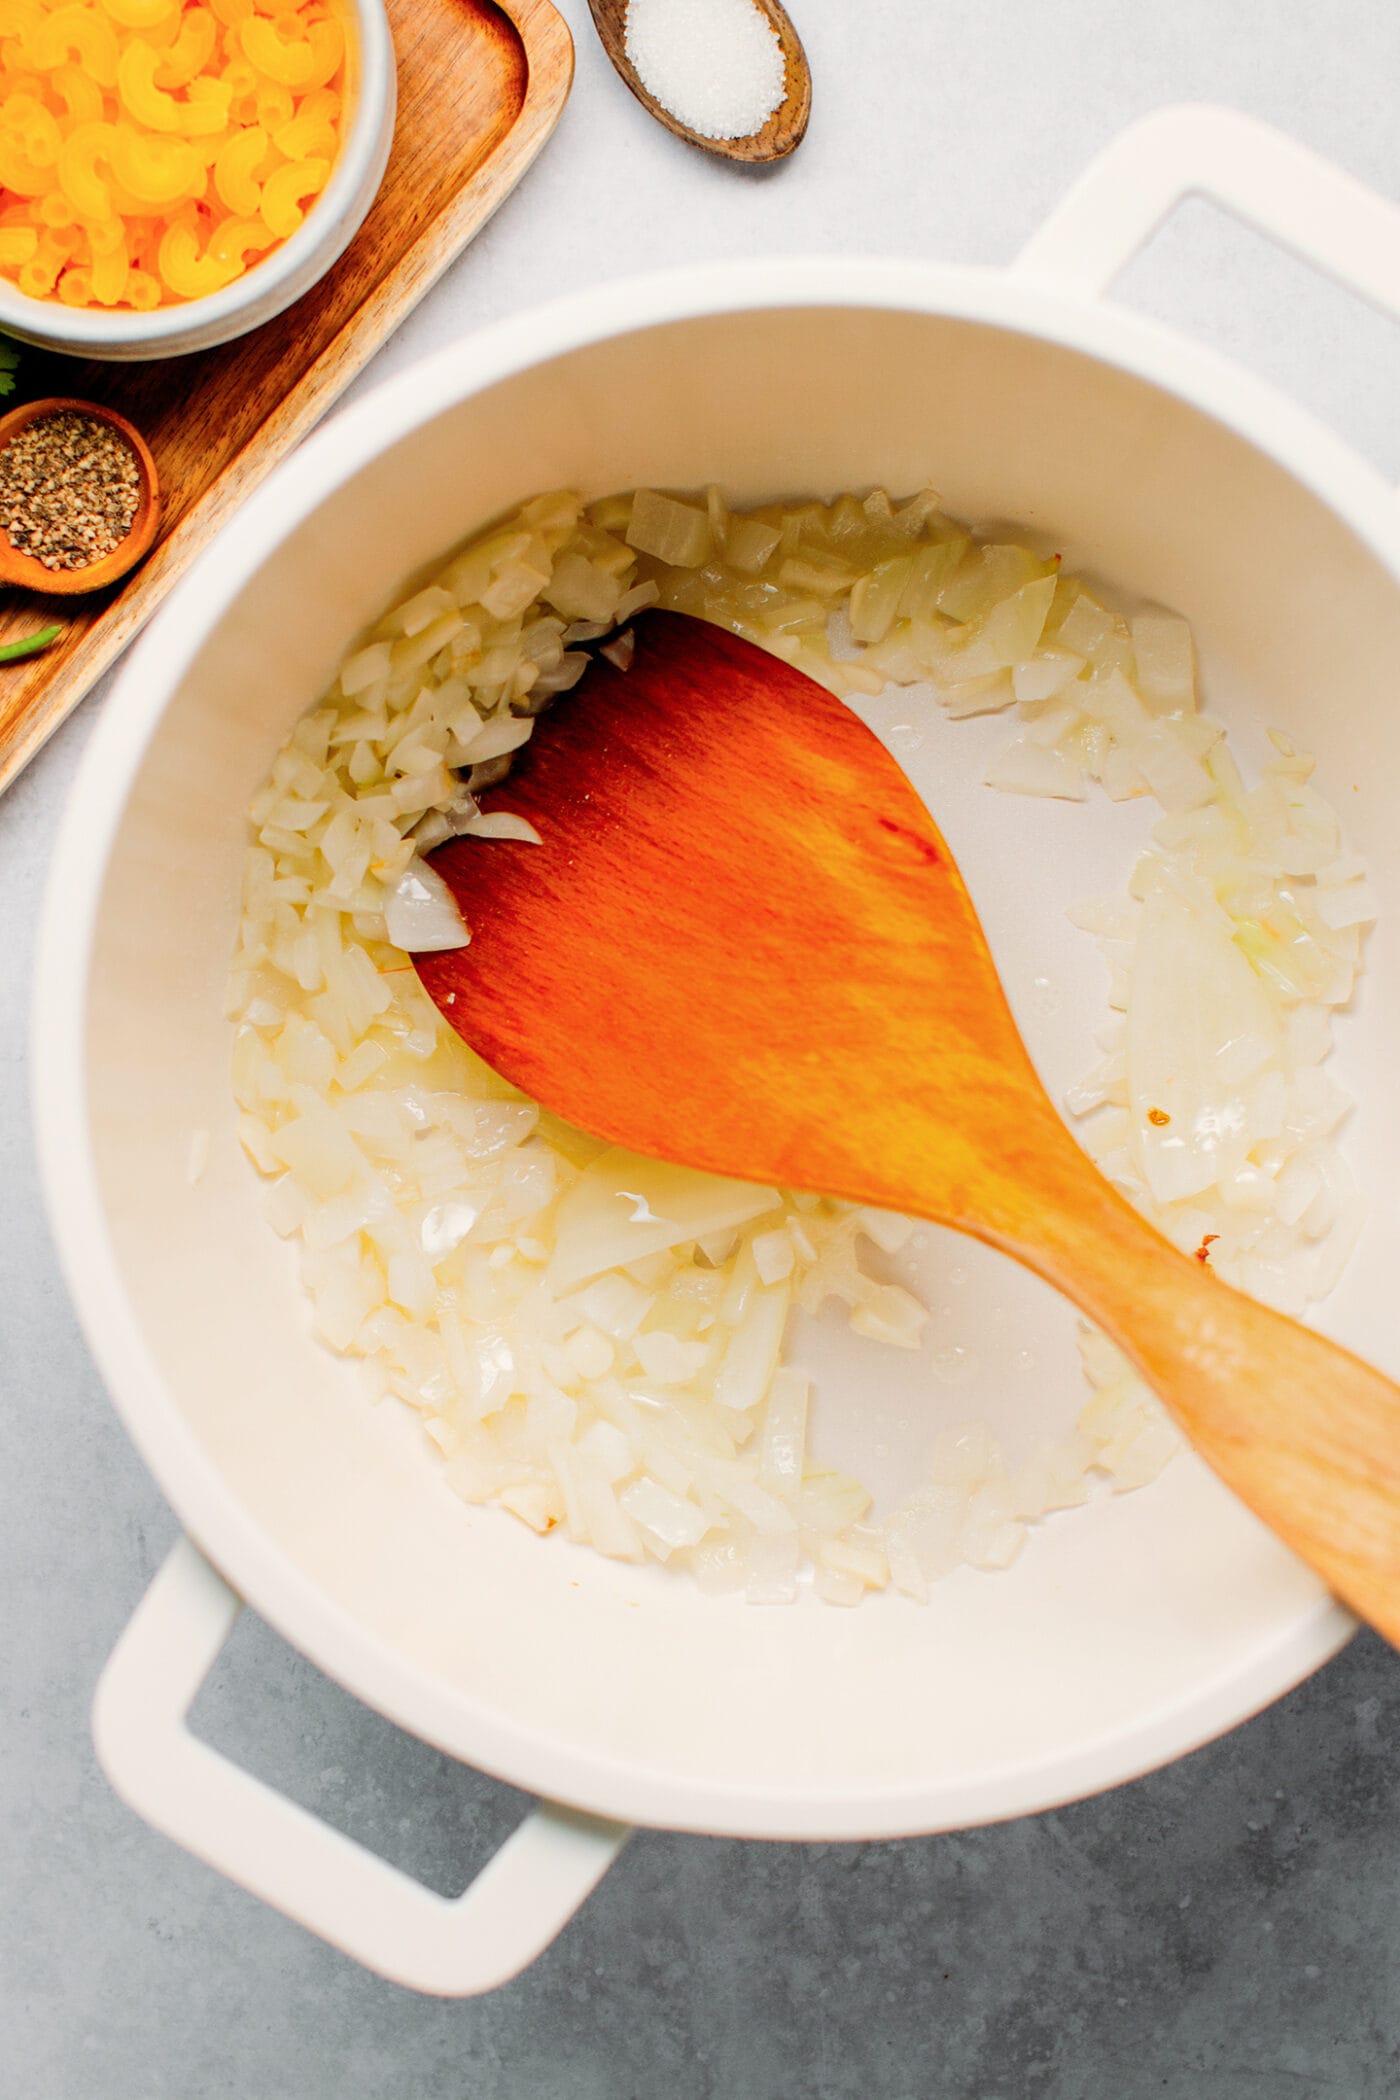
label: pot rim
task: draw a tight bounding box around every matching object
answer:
[34,254,1382,1840]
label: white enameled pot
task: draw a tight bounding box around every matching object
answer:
[32,107,1400,1994]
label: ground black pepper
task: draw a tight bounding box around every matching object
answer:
[0,411,141,572]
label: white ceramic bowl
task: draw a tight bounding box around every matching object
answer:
[0,0,395,361]
[31,108,1400,1993]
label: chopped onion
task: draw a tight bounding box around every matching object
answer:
[626,489,712,568]
[459,813,543,845]
[340,641,392,696]
[600,628,636,672]
[1130,609,1195,712]
[547,1148,779,1294]
[758,1368,809,1496]
[384,856,471,953]
[1128,893,1280,1204]
[231,478,1374,1614]
[621,1476,708,1550]
[460,713,535,763]
[984,738,1087,800]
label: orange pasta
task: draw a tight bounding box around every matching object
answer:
[0,0,346,309]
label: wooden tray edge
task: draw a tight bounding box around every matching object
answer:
[0,0,574,795]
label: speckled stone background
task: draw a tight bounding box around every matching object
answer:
[7,4,1400,2093]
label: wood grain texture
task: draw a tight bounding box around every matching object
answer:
[586,0,809,163]
[419,610,1400,1646]
[0,0,573,793]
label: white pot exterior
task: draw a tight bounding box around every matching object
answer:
[31,109,1400,1991]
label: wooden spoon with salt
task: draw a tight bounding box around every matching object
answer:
[586,0,811,164]
[417,609,1400,1645]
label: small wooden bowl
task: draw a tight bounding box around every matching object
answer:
[0,397,160,596]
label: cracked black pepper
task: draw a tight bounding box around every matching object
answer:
[0,411,141,572]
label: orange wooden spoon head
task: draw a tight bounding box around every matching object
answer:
[417,609,1400,1655]
[416,608,1053,1216]
[0,397,160,596]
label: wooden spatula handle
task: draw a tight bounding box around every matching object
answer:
[987,1142,1400,1643]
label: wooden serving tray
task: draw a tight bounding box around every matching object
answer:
[0,0,573,793]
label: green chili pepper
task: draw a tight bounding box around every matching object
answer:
[0,623,61,664]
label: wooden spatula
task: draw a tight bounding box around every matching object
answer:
[417,609,1400,1641]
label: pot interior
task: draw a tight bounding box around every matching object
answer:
[72,300,1400,1834]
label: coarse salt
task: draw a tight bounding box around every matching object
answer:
[623,0,786,142]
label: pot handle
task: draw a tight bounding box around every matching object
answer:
[1016,103,1400,324]
[93,1537,630,1995]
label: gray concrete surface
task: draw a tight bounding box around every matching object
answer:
[6,3,1400,2092]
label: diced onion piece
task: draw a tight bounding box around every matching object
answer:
[849,555,915,644]
[633,1331,708,1384]
[460,713,535,763]
[341,641,392,695]
[978,574,1057,668]
[547,1149,779,1293]
[268,1099,363,1200]
[498,1483,562,1533]
[758,1367,808,1496]
[565,1326,615,1381]
[482,560,551,622]
[1074,668,1146,742]
[884,1483,969,1589]
[600,628,636,672]
[261,1174,307,1237]
[621,1476,708,1550]
[1055,592,1119,663]
[395,586,456,637]
[961,1484,1026,1569]
[853,1206,916,1255]
[751,1226,795,1283]
[545,553,622,623]
[939,543,1048,624]
[566,1273,655,1341]
[577,1418,634,1481]
[1127,890,1280,1204]
[459,812,543,844]
[715,1278,792,1414]
[849,1281,928,1348]
[1135,725,1216,813]
[941,671,1016,718]
[1023,699,1083,749]
[1131,610,1195,713]
[822,1530,890,1592]
[384,855,471,953]
[1013,649,1084,704]
[626,489,712,568]
[724,516,782,574]
[984,738,1087,800]
[1313,879,1378,930]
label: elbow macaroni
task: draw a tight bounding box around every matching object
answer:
[0,0,346,309]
